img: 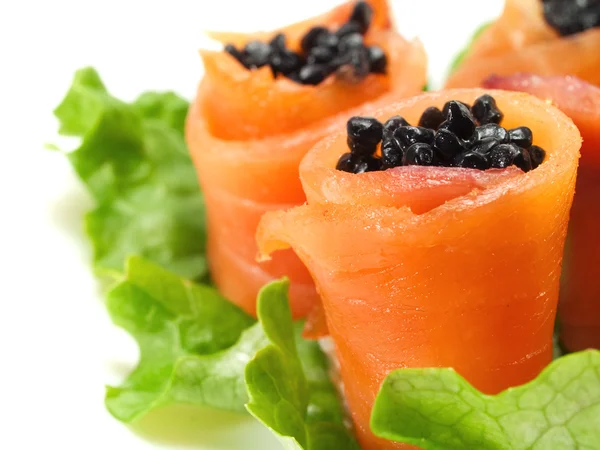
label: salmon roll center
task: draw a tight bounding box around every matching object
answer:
[198,0,425,141]
[224,1,388,85]
[187,0,426,320]
[335,94,547,173]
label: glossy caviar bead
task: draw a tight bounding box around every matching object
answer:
[347,116,383,156]
[347,116,383,143]
[301,26,329,53]
[349,1,373,33]
[353,157,371,173]
[454,151,489,170]
[394,126,435,149]
[474,123,508,142]
[337,47,371,82]
[418,106,445,130]
[471,94,504,125]
[244,40,272,68]
[440,101,476,140]
[298,64,330,85]
[383,115,410,137]
[225,44,248,68]
[316,31,340,51]
[508,126,533,148]
[336,152,356,172]
[336,152,380,173]
[514,147,533,172]
[307,46,335,64]
[339,33,364,53]
[404,142,435,166]
[269,33,287,53]
[336,21,363,38]
[347,139,378,156]
[529,145,546,169]
[499,142,521,156]
[472,138,501,155]
[542,0,600,36]
[488,144,517,168]
[442,100,471,118]
[367,46,387,74]
[381,135,404,168]
[434,128,466,160]
[270,49,303,77]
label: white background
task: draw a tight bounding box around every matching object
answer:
[0,1,501,448]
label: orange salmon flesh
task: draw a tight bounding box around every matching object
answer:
[445,0,600,88]
[186,0,427,320]
[258,89,581,450]
[485,74,600,353]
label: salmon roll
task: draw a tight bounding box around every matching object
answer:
[485,74,600,352]
[258,90,581,449]
[446,0,600,88]
[186,0,427,319]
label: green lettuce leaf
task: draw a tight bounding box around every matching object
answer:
[105,256,265,422]
[246,279,360,450]
[105,260,350,436]
[53,67,206,280]
[371,350,600,450]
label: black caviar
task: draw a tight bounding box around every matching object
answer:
[418,106,445,130]
[224,1,387,85]
[335,94,547,174]
[542,0,600,36]
[404,143,435,166]
[441,101,476,139]
[346,116,383,155]
[471,94,503,125]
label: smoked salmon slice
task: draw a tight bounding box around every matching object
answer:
[186,0,427,319]
[485,74,600,352]
[456,0,556,65]
[257,89,581,450]
[445,0,600,88]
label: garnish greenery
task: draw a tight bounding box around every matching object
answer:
[105,258,355,449]
[371,350,600,450]
[246,279,360,450]
[105,256,263,421]
[54,68,206,280]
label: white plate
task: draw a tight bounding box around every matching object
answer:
[1,1,502,448]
